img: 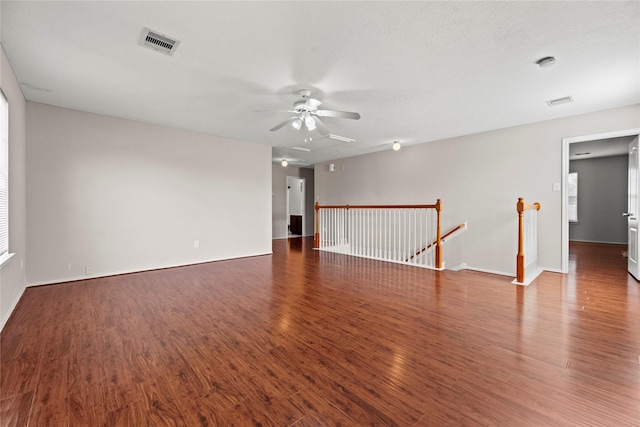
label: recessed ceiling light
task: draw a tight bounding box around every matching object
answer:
[536,56,556,68]
[392,141,401,151]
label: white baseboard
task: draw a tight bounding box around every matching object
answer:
[511,266,544,286]
[26,252,272,288]
[454,264,565,279]
[272,234,313,240]
[449,262,467,271]
[464,266,514,277]
[569,239,627,245]
[0,286,26,332]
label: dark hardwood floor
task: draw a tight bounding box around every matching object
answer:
[1,239,638,426]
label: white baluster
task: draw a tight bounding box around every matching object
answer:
[356,209,360,256]
[379,210,382,259]
[403,209,407,262]
[366,208,369,256]
[332,208,338,249]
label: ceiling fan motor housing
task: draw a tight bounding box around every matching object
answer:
[266,89,360,133]
[293,100,307,112]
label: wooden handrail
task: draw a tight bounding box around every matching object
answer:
[516,197,541,283]
[314,200,443,268]
[517,198,541,213]
[315,203,439,210]
[406,222,466,262]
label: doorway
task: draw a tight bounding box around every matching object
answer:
[286,176,305,237]
[562,128,640,273]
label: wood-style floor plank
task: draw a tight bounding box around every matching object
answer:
[0,392,32,427]
[1,239,639,426]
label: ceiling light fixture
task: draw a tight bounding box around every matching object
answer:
[291,118,303,130]
[392,141,401,151]
[305,114,317,132]
[290,146,311,152]
[536,56,556,68]
[281,159,288,167]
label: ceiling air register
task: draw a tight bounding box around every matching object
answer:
[138,28,180,56]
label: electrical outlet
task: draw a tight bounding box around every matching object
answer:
[85,265,93,275]
[194,240,199,248]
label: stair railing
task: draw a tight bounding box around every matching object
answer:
[406,222,466,262]
[314,200,443,269]
[515,197,542,284]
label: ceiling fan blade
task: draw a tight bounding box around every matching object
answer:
[315,110,361,120]
[304,98,322,110]
[313,117,331,136]
[270,117,298,131]
[256,109,297,113]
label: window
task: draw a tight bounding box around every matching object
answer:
[568,172,578,222]
[0,90,8,258]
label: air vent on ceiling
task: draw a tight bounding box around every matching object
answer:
[138,28,180,56]
[287,134,354,153]
[546,96,573,107]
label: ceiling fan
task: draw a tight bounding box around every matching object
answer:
[263,90,361,135]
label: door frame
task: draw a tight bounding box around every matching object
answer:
[286,176,306,236]
[561,128,640,273]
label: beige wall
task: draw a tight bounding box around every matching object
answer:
[315,104,640,275]
[26,102,272,285]
[0,48,28,330]
[272,165,314,239]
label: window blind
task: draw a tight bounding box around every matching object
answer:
[0,90,8,256]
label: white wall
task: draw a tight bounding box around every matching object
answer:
[26,102,272,285]
[0,47,28,330]
[315,104,640,276]
[272,165,314,239]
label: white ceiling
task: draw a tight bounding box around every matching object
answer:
[569,136,635,160]
[2,1,639,168]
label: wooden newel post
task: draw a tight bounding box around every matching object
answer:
[314,202,320,249]
[516,197,525,283]
[435,199,443,269]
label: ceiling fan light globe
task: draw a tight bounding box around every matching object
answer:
[291,118,303,130]
[305,116,317,132]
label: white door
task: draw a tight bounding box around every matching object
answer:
[627,137,639,280]
[286,177,305,236]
